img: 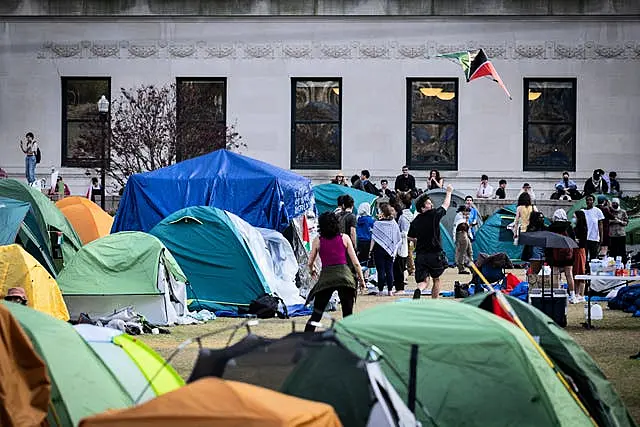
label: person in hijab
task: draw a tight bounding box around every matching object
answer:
[608,197,629,262]
[370,203,402,296]
[547,209,578,303]
[355,202,375,262]
[583,169,608,196]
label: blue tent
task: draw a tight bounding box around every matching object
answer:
[473,205,522,261]
[0,196,56,275]
[149,206,270,314]
[113,150,313,233]
[313,184,378,215]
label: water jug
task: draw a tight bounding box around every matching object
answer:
[585,303,603,320]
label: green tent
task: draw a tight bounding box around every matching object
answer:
[57,232,189,326]
[473,205,522,261]
[440,222,456,265]
[0,196,56,275]
[2,302,133,426]
[149,206,270,313]
[0,179,82,272]
[625,216,640,245]
[464,293,637,427]
[566,194,631,220]
[335,300,593,426]
[313,183,378,215]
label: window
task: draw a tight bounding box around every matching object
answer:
[176,78,226,161]
[291,78,341,169]
[406,78,458,170]
[61,77,111,167]
[523,78,576,171]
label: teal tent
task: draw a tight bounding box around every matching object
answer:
[473,205,522,261]
[464,293,636,427]
[149,206,270,313]
[626,216,640,245]
[0,179,82,272]
[0,196,56,275]
[313,184,377,215]
[440,222,456,265]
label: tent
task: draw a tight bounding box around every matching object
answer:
[473,205,522,261]
[626,216,640,245]
[2,302,133,426]
[0,196,56,275]
[335,300,593,426]
[57,232,189,326]
[440,222,456,265]
[56,197,114,244]
[313,183,378,215]
[74,324,184,403]
[566,194,631,220]
[464,293,636,427]
[113,149,313,233]
[0,179,82,272]
[187,332,419,427]
[79,377,342,427]
[0,303,50,426]
[0,244,69,321]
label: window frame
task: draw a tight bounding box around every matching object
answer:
[290,77,342,170]
[406,77,459,171]
[61,76,111,167]
[175,77,227,161]
[523,77,577,172]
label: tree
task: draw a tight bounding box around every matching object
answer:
[78,83,244,191]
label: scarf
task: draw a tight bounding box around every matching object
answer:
[372,219,402,257]
[592,177,602,191]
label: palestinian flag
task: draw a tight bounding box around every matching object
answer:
[438,49,512,99]
[302,215,311,251]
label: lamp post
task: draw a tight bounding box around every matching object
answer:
[97,95,109,209]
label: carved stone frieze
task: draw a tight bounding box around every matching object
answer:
[38,39,640,61]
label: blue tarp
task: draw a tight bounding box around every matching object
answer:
[112,150,314,233]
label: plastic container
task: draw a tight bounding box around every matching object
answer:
[585,303,603,320]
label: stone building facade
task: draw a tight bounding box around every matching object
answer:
[1,0,639,198]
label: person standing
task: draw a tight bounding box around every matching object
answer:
[370,204,402,296]
[476,175,494,199]
[494,179,507,199]
[305,212,365,332]
[608,197,629,263]
[393,198,412,292]
[464,196,480,241]
[19,132,38,185]
[513,192,534,245]
[336,195,357,247]
[547,209,577,302]
[597,196,613,257]
[408,184,454,299]
[394,166,416,197]
[572,210,588,303]
[582,194,604,261]
[355,202,375,262]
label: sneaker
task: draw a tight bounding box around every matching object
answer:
[413,289,422,300]
[575,295,586,303]
[569,295,579,304]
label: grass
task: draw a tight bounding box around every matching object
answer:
[140,269,640,423]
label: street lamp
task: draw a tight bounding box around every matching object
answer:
[97,95,109,209]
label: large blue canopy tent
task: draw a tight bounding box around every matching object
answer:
[112,150,314,233]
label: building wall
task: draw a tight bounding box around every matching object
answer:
[1,15,639,197]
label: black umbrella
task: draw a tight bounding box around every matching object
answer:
[518,231,578,249]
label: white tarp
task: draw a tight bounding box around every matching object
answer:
[226,212,305,306]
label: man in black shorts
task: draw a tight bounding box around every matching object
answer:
[408,184,454,299]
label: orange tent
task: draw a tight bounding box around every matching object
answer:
[80,377,342,427]
[0,303,50,426]
[56,197,113,244]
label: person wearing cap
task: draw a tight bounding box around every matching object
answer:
[3,287,28,305]
[517,183,536,201]
[583,169,608,197]
[330,172,348,187]
[608,197,628,263]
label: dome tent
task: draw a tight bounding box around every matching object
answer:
[56,196,114,244]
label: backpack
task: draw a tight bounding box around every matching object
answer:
[247,294,288,319]
[35,147,42,164]
[337,211,356,235]
[551,228,574,264]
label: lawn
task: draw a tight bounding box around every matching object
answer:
[141,269,640,423]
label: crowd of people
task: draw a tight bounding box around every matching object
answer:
[331,166,624,202]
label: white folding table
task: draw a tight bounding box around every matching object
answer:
[574,275,640,329]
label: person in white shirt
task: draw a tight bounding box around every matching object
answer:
[517,183,536,201]
[476,174,494,199]
[582,194,605,261]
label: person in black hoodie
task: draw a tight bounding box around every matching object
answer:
[583,169,608,196]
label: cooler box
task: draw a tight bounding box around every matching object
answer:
[529,288,568,327]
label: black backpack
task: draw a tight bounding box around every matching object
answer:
[35,147,42,164]
[246,294,288,319]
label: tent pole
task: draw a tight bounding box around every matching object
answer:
[408,344,418,413]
